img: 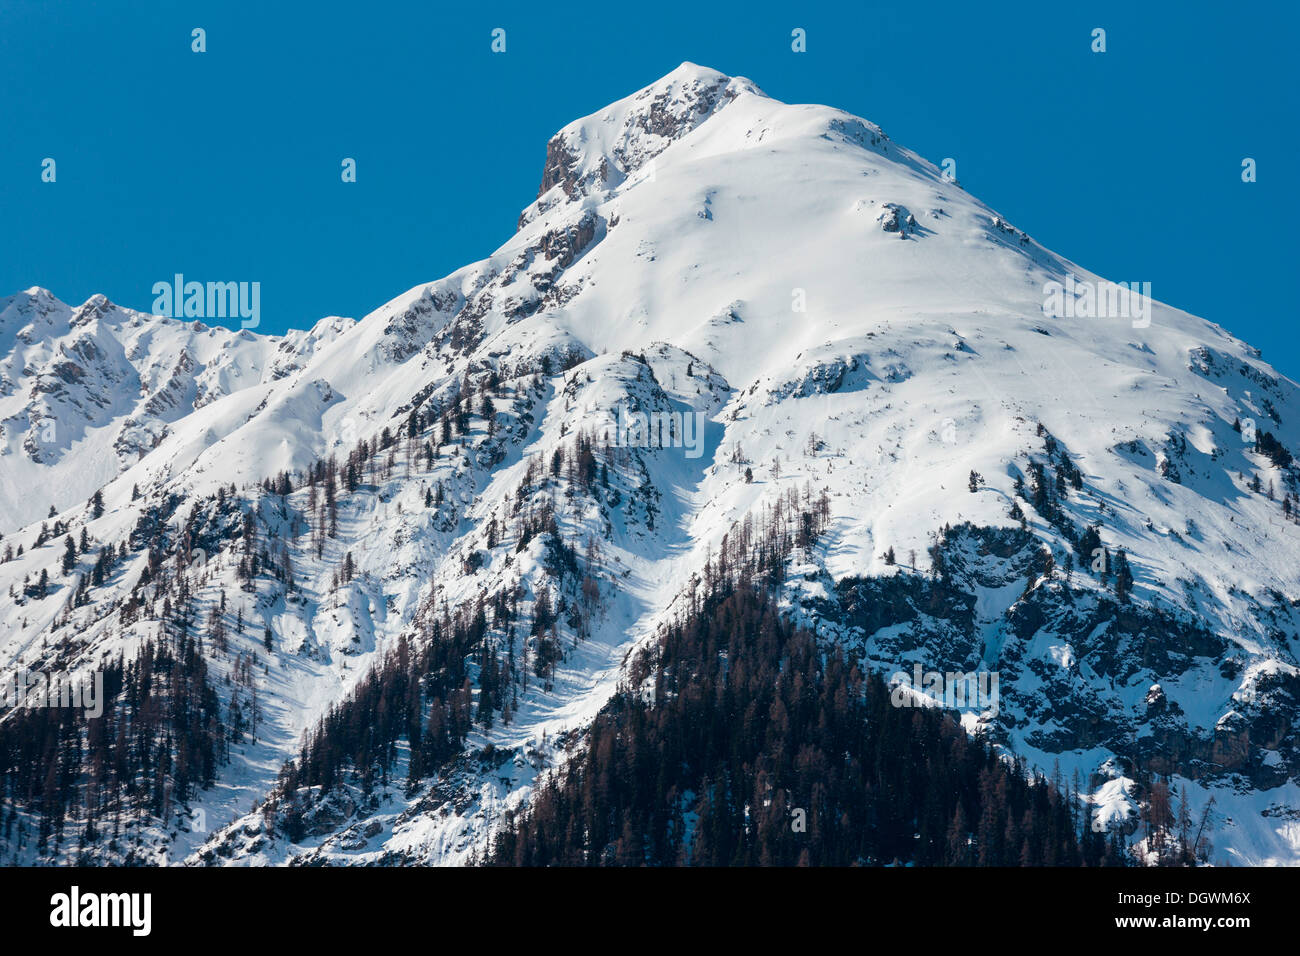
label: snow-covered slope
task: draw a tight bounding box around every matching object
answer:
[2,63,1297,867]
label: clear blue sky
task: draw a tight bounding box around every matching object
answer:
[2,0,1294,376]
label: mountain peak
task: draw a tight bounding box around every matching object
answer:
[652,60,754,91]
[520,62,762,226]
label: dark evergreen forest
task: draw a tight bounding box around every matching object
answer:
[486,586,1125,866]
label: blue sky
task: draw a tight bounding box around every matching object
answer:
[2,0,1295,376]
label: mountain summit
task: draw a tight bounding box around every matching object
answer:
[522,62,762,220]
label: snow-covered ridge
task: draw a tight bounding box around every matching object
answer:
[0,289,354,530]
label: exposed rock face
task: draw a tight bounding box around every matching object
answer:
[825,524,1299,794]
[878,203,903,232]
[538,210,598,272]
[537,136,593,200]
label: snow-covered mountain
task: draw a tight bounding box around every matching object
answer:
[2,63,1297,866]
